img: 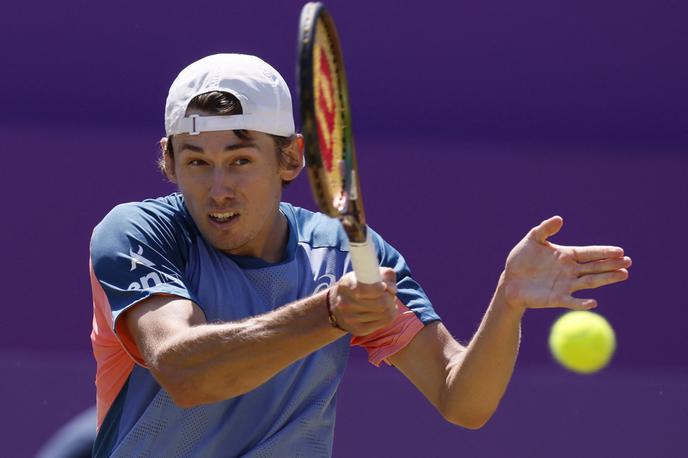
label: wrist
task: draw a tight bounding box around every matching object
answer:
[325,287,346,332]
[495,272,527,319]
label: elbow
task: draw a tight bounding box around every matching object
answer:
[443,411,492,430]
[151,365,207,408]
[148,353,218,408]
[150,358,252,408]
[440,404,493,430]
[159,367,245,408]
[158,371,234,408]
[167,382,206,409]
[451,414,491,431]
[168,378,253,409]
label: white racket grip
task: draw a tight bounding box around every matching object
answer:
[348,230,382,284]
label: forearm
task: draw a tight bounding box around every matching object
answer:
[443,273,524,427]
[153,290,345,406]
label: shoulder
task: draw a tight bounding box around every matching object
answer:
[94,194,192,238]
[91,194,195,260]
[280,203,348,251]
[279,203,398,256]
[95,193,189,227]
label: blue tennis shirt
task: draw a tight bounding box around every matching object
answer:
[90,193,440,457]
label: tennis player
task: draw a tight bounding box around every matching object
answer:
[90,54,632,456]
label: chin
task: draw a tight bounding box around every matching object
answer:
[207,236,239,253]
[209,234,250,256]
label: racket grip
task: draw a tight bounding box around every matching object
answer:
[349,230,382,284]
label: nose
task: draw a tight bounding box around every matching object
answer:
[208,166,235,205]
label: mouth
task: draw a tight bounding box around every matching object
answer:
[208,211,239,226]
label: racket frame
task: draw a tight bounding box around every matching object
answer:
[298,2,381,283]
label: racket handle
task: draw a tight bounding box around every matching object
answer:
[349,230,382,284]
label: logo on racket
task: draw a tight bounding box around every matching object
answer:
[315,46,336,173]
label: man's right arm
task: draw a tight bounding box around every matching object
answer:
[120,269,398,408]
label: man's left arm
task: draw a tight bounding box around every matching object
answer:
[388,283,522,430]
[389,216,631,429]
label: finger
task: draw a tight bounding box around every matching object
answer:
[562,296,597,311]
[342,307,398,335]
[336,295,396,314]
[578,256,632,276]
[380,267,397,283]
[349,280,389,299]
[380,267,398,295]
[530,216,564,244]
[382,281,397,296]
[573,269,629,291]
[350,309,396,323]
[572,245,625,263]
[341,268,397,298]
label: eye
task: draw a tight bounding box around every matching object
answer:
[188,159,208,166]
[233,158,251,166]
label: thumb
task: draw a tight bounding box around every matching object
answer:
[380,267,398,295]
[531,216,564,244]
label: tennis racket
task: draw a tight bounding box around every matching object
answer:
[297,2,381,284]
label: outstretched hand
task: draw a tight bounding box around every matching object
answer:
[502,216,632,312]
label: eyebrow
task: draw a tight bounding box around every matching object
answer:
[178,141,258,153]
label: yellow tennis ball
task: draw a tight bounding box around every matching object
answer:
[548,311,616,374]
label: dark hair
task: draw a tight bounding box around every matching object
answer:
[159,91,297,186]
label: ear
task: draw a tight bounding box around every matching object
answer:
[159,137,178,183]
[279,134,305,183]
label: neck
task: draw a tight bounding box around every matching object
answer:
[259,209,289,263]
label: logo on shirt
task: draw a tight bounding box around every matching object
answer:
[130,245,155,271]
[313,273,336,294]
[127,245,165,291]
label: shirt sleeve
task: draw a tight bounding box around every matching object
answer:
[90,201,195,336]
[350,228,441,366]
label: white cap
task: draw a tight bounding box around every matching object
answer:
[165,54,295,137]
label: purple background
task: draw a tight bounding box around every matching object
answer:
[2,0,687,456]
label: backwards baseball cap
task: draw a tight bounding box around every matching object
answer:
[165,53,295,137]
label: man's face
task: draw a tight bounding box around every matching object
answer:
[166,129,301,260]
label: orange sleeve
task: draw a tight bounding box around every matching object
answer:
[350,299,425,367]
